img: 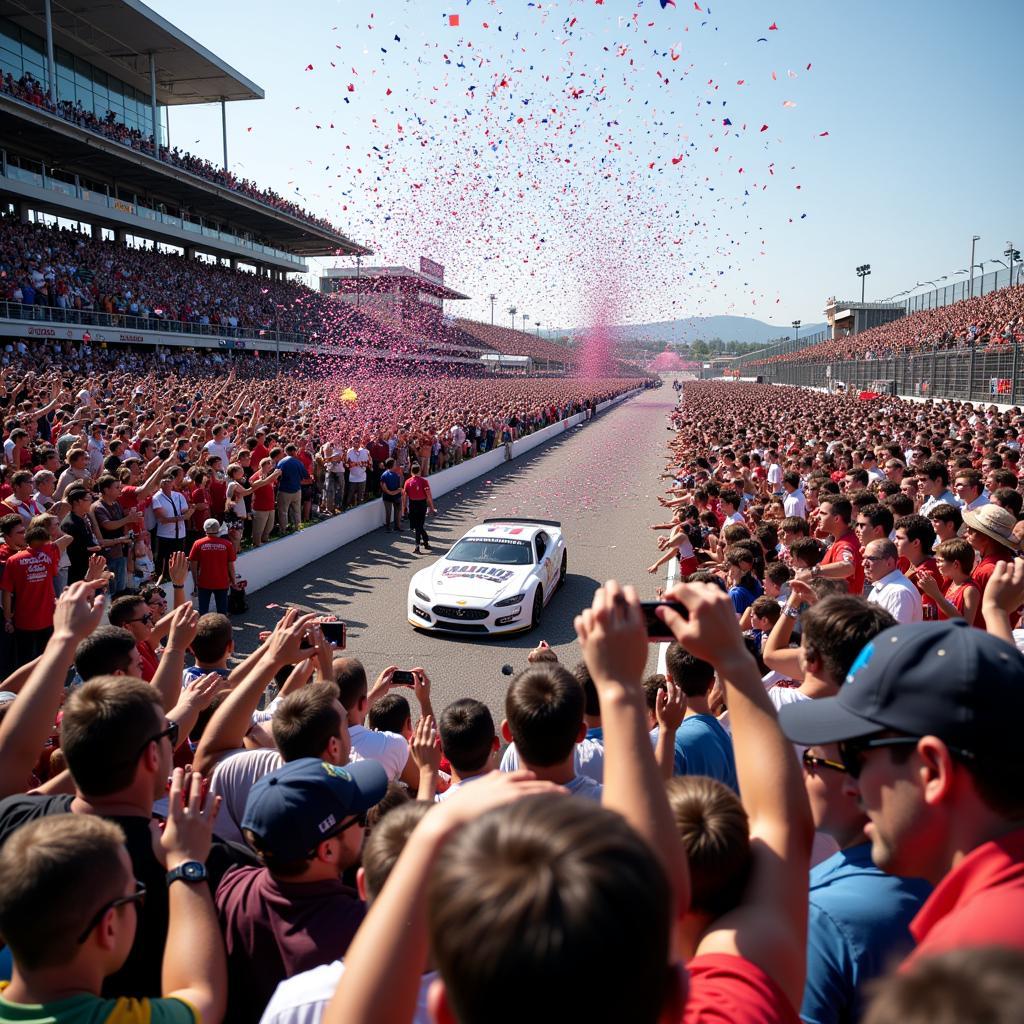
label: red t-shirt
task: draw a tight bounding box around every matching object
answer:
[188,487,211,532]
[251,471,276,512]
[368,441,389,466]
[942,578,980,620]
[188,536,236,590]
[208,476,228,519]
[250,443,270,465]
[297,450,314,483]
[0,546,58,630]
[971,552,1013,630]
[137,640,159,682]
[905,827,1024,967]
[683,954,799,1024]
[909,557,943,621]
[404,476,431,502]
[822,531,864,595]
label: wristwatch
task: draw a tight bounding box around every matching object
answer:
[167,860,207,886]
[784,605,800,619]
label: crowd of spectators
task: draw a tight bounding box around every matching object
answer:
[747,282,1024,365]
[0,378,1019,1023]
[1,69,346,237]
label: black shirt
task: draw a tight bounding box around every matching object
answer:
[60,512,97,583]
[0,793,257,998]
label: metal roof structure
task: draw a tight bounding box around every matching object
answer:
[322,266,469,301]
[0,0,263,104]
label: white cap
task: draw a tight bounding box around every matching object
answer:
[203,518,222,534]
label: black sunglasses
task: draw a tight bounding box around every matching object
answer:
[306,811,368,856]
[77,880,146,943]
[801,750,847,774]
[838,735,975,779]
[123,720,179,765]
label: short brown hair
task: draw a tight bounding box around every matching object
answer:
[190,613,233,663]
[60,677,163,795]
[0,815,127,969]
[801,595,896,685]
[271,682,342,762]
[789,537,825,567]
[863,946,1024,1024]
[361,801,433,900]
[504,664,583,767]
[667,775,750,916]
[935,538,975,575]
[428,794,672,1024]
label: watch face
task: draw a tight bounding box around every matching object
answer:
[181,861,205,881]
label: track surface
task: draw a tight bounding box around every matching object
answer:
[235,386,678,725]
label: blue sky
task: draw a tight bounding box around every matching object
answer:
[150,0,1023,336]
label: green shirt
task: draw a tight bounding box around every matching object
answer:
[0,991,196,1024]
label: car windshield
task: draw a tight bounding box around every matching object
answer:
[446,538,533,566]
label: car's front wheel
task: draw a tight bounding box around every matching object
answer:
[530,587,544,631]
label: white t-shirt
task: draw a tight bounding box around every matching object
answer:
[208,748,284,843]
[346,447,370,484]
[348,724,410,781]
[151,489,188,539]
[259,961,438,1024]
[499,737,604,783]
[204,438,234,466]
[783,489,807,518]
[767,463,783,488]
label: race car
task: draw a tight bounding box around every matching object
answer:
[407,518,568,635]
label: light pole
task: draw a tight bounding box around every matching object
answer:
[521,313,528,332]
[791,320,801,354]
[535,321,541,336]
[970,235,980,299]
[355,254,362,308]
[1007,243,1021,288]
[489,293,496,325]
[856,264,871,303]
[508,305,517,329]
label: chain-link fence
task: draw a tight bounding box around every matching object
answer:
[755,344,1022,405]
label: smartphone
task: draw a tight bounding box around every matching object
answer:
[392,669,416,686]
[641,600,688,640]
[320,621,346,648]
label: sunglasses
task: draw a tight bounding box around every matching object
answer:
[77,880,146,943]
[126,613,154,625]
[123,721,179,766]
[801,750,847,774]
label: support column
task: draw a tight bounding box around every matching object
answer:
[185,246,196,261]
[221,99,228,170]
[43,0,56,98]
[17,202,30,225]
[149,53,159,152]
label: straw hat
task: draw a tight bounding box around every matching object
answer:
[962,505,1020,552]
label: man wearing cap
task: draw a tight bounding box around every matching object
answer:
[216,756,387,1023]
[779,620,1024,967]
[963,504,1019,630]
[188,519,237,616]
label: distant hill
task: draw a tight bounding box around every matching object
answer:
[552,316,828,348]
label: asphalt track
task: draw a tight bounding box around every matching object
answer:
[234,385,678,725]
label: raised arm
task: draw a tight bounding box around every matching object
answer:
[575,581,690,914]
[763,579,815,680]
[0,580,107,797]
[149,603,200,712]
[660,583,814,1011]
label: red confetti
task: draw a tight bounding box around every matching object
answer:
[448,13,460,26]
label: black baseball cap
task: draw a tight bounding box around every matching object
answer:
[241,757,388,861]
[778,620,1024,751]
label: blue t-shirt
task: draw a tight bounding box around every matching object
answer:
[380,470,401,497]
[801,842,932,1024]
[275,456,305,493]
[671,714,738,792]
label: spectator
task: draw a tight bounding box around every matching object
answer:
[915,538,981,624]
[216,756,388,1023]
[188,519,237,615]
[863,539,923,624]
[275,445,306,534]
[151,475,192,581]
[1,523,59,665]
[436,698,499,800]
[780,620,1024,963]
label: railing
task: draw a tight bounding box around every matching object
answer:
[0,300,307,346]
[753,343,1022,406]
[1,148,306,269]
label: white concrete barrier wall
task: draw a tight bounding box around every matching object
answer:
[233,387,643,595]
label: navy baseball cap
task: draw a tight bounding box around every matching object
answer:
[778,620,1024,751]
[241,757,388,861]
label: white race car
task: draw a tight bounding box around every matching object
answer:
[407,518,568,635]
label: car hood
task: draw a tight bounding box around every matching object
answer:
[423,560,532,601]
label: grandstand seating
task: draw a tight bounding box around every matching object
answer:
[748,283,1024,366]
[455,319,576,365]
[1,69,344,237]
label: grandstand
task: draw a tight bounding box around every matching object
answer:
[454,319,575,372]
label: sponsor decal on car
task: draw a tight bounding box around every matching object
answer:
[441,565,516,583]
